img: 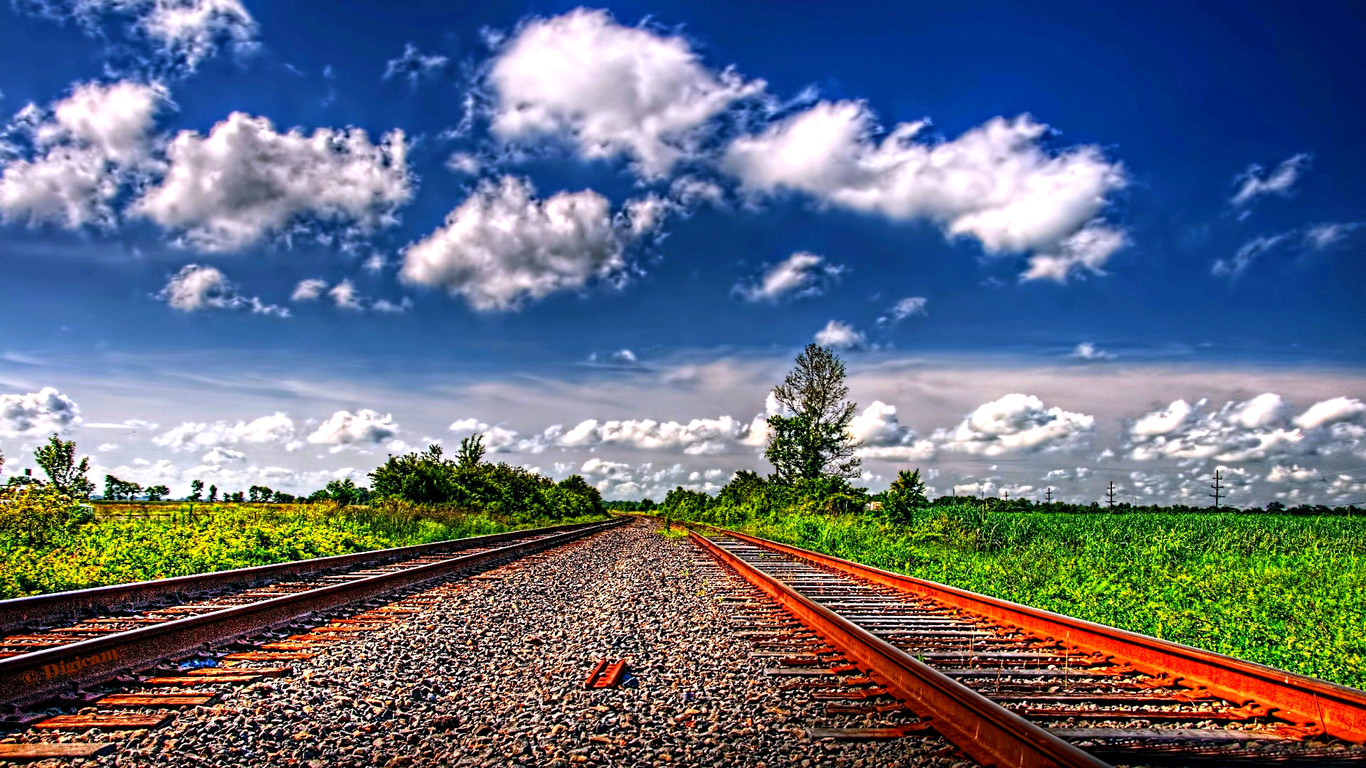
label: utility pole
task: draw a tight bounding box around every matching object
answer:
[1003,490,1009,501]
[1045,487,1054,504]
[1106,481,1116,507]
[1210,470,1224,508]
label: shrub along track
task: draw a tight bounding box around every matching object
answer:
[686,521,1366,767]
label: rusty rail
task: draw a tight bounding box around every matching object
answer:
[0,518,627,709]
[0,520,608,635]
[690,530,1110,768]
[686,520,1366,744]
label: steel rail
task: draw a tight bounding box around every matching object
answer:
[687,520,1366,743]
[689,530,1111,768]
[0,520,605,634]
[0,518,627,709]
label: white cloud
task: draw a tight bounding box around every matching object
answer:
[400,175,630,311]
[1127,394,1366,464]
[1266,464,1319,484]
[1231,153,1310,207]
[156,264,288,316]
[291,278,328,302]
[723,103,1126,279]
[1019,223,1128,283]
[488,8,763,176]
[1212,233,1292,279]
[1069,342,1114,361]
[814,320,866,350]
[933,393,1094,456]
[850,401,937,462]
[328,280,363,310]
[877,296,928,325]
[307,409,399,449]
[559,415,755,455]
[0,387,82,436]
[0,80,164,228]
[448,418,553,454]
[133,112,410,251]
[588,349,639,366]
[1294,397,1366,431]
[1131,399,1193,437]
[445,152,480,175]
[154,412,296,451]
[289,277,407,312]
[383,43,448,83]
[1303,222,1362,250]
[734,251,844,302]
[27,1,257,72]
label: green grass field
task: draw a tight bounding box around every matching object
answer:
[0,501,607,599]
[702,508,1366,690]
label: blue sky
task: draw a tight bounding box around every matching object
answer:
[1,0,1364,505]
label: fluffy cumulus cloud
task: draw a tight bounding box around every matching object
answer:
[1127,393,1366,464]
[575,458,724,499]
[814,320,866,350]
[1231,153,1310,207]
[383,43,448,83]
[849,401,936,461]
[723,103,1127,281]
[933,393,1094,456]
[0,80,165,228]
[0,387,82,437]
[559,415,755,455]
[133,113,411,251]
[400,176,631,311]
[156,264,288,316]
[449,418,558,454]
[153,412,296,451]
[733,251,844,302]
[307,409,400,450]
[488,8,763,176]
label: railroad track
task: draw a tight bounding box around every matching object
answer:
[687,522,1366,768]
[0,519,626,725]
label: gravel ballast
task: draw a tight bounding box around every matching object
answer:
[7,520,970,767]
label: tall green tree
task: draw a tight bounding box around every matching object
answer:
[456,433,486,469]
[764,344,861,483]
[35,435,94,499]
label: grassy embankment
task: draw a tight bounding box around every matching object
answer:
[0,501,608,599]
[669,507,1366,690]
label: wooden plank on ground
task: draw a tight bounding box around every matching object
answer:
[96,693,215,708]
[34,713,173,730]
[190,666,291,677]
[0,742,116,759]
[145,674,261,686]
[223,651,315,661]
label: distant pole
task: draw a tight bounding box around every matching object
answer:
[1106,481,1116,507]
[1045,487,1054,504]
[1003,490,1009,501]
[1210,470,1225,508]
